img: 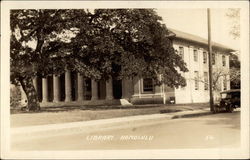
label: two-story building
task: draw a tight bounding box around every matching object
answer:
[17,28,235,106]
[169,28,233,104]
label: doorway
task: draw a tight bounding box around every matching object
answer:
[113,79,122,99]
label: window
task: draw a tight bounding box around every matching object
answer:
[203,52,207,64]
[222,55,226,66]
[194,49,198,62]
[223,76,227,90]
[194,71,199,90]
[204,72,208,90]
[212,53,215,65]
[179,46,184,60]
[143,78,153,92]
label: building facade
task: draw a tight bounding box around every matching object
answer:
[170,29,232,104]
[18,29,234,106]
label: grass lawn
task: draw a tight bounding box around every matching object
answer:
[11,103,209,127]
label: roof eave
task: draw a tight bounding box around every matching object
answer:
[174,37,236,53]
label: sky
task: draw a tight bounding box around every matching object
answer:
[156,9,240,51]
[25,8,241,53]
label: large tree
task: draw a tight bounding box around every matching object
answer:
[70,9,188,84]
[10,9,84,111]
[10,9,188,111]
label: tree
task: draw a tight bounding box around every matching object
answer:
[193,67,240,92]
[70,9,188,86]
[10,9,84,111]
[11,9,188,111]
[229,53,240,89]
[226,8,240,39]
[225,9,241,88]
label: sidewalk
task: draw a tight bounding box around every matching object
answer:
[11,103,210,128]
[11,106,212,140]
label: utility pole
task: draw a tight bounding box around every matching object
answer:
[207,8,214,112]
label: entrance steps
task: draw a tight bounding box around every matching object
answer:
[119,99,133,106]
[40,99,132,107]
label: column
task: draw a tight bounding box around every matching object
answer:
[65,70,72,102]
[91,79,98,101]
[122,78,130,99]
[122,79,127,99]
[106,77,113,100]
[42,77,48,103]
[33,76,38,92]
[53,74,60,102]
[154,75,162,95]
[77,73,84,101]
[133,76,140,97]
[127,78,133,98]
[154,85,162,94]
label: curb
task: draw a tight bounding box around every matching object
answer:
[11,114,173,141]
[171,110,212,119]
[11,110,212,141]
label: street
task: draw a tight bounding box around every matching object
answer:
[11,111,240,150]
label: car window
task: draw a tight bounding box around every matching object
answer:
[232,92,240,98]
[221,93,230,98]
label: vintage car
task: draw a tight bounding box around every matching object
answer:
[214,89,240,113]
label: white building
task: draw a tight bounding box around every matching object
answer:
[18,28,234,106]
[170,28,232,104]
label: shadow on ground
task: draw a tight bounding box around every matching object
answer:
[11,103,209,114]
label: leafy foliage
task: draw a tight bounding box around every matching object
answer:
[10,9,82,83]
[69,9,188,87]
[10,9,188,110]
[229,53,240,89]
[193,67,240,91]
[226,9,240,39]
[10,9,81,110]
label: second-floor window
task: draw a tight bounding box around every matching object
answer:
[204,72,208,90]
[222,55,226,66]
[203,52,207,64]
[143,78,153,92]
[179,46,184,60]
[194,71,199,90]
[212,53,216,65]
[194,49,198,62]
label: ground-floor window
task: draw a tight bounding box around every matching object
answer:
[223,76,227,90]
[203,52,207,64]
[143,78,153,92]
[194,71,199,90]
[179,46,184,60]
[204,72,208,90]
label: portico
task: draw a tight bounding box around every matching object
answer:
[31,70,168,106]
[34,71,135,104]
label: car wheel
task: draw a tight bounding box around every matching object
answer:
[227,105,234,113]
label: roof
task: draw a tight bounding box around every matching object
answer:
[168,28,235,52]
[220,89,241,94]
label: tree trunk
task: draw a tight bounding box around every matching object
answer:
[19,76,40,111]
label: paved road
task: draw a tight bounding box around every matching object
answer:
[12,111,240,150]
